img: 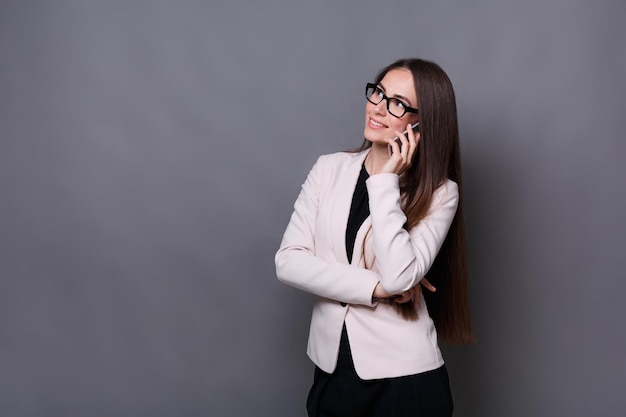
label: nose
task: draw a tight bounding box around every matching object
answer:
[372,98,387,115]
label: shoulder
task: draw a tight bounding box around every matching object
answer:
[439,178,458,196]
[315,150,365,165]
[431,178,459,209]
[310,150,367,172]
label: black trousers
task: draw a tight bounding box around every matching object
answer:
[307,325,453,417]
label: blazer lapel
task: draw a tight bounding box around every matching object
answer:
[329,150,370,265]
[352,215,372,268]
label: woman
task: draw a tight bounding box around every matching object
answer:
[275,58,474,417]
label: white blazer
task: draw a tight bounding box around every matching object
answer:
[275,150,459,380]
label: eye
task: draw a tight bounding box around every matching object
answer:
[374,87,384,97]
[391,99,406,109]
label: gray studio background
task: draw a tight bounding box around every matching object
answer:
[1,1,624,416]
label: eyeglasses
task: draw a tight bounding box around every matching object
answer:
[365,83,419,118]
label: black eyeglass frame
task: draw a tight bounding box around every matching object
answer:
[365,83,419,118]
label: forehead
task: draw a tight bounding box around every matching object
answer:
[379,68,417,104]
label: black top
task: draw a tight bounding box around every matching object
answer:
[345,164,370,264]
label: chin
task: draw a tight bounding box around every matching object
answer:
[366,139,386,148]
[363,131,382,145]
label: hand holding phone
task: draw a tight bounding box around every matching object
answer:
[387,122,419,157]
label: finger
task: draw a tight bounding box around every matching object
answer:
[414,130,421,146]
[405,125,419,162]
[406,122,416,141]
[394,291,411,304]
[386,137,402,158]
[393,130,410,159]
[420,278,437,292]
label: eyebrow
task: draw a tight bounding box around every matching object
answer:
[377,82,413,106]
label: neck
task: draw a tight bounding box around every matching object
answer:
[364,142,390,175]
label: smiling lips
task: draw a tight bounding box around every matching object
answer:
[368,118,387,129]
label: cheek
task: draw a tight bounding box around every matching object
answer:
[389,119,409,134]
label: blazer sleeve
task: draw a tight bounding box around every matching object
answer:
[275,155,379,306]
[366,173,459,294]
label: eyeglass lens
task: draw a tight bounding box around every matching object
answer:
[366,85,409,118]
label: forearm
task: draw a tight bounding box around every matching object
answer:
[275,247,379,306]
[366,175,458,293]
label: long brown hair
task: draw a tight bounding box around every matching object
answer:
[357,58,474,344]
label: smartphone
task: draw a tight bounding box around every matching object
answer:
[387,122,419,157]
